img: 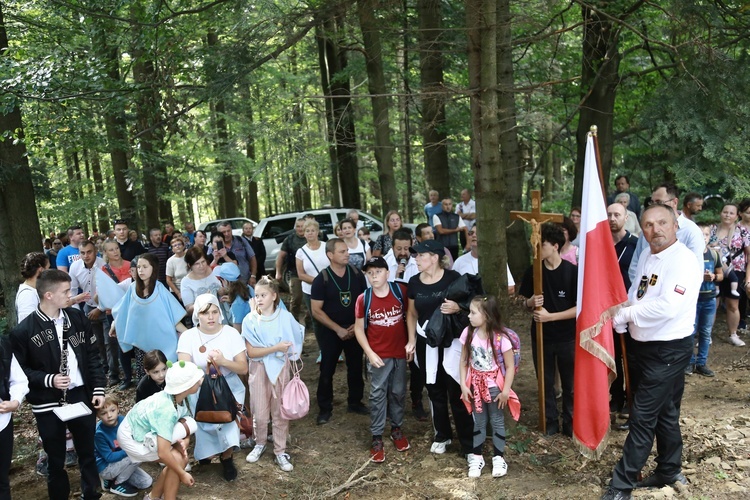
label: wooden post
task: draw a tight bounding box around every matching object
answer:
[510,190,563,433]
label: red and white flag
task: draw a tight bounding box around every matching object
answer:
[573,134,628,459]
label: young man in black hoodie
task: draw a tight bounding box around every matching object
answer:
[11,269,106,500]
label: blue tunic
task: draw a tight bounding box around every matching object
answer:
[241,308,304,384]
[112,281,186,361]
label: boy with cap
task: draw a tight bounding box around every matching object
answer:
[117,360,203,500]
[354,256,413,463]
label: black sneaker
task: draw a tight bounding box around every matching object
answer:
[347,403,369,415]
[220,456,237,481]
[110,481,138,497]
[118,381,133,391]
[636,471,687,488]
[317,412,332,425]
[601,486,631,500]
[694,365,715,377]
[684,364,694,375]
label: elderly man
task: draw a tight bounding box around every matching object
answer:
[433,198,467,260]
[424,190,441,228]
[614,193,641,237]
[608,175,641,218]
[602,203,702,500]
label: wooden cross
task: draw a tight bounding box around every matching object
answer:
[510,190,563,433]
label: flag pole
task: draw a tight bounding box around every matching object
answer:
[589,125,632,411]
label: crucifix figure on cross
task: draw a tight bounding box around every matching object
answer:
[510,190,563,433]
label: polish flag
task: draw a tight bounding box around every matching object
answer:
[573,134,628,459]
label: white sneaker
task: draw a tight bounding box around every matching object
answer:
[467,454,485,478]
[275,453,294,472]
[492,455,508,477]
[729,333,746,347]
[245,444,266,463]
[429,439,452,454]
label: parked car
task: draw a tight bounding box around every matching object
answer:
[198,217,257,241]
[254,208,385,273]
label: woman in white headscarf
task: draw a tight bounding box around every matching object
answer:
[176,294,247,481]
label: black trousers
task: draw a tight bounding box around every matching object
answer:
[315,327,364,414]
[34,387,101,500]
[409,359,425,405]
[610,331,636,412]
[530,336,575,433]
[415,336,474,454]
[611,335,692,491]
[0,419,12,499]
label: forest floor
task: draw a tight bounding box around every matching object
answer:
[8,305,750,499]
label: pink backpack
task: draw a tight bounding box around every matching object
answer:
[281,357,309,420]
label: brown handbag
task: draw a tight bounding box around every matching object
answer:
[194,360,238,424]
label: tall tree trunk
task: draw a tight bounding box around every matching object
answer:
[357,0,398,212]
[573,4,620,207]
[467,0,507,300]
[132,56,162,231]
[317,12,360,209]
[418,0,450,198]
[399,0,414,221]
[131,3,164,231]
[0,4,43,327]
[288,50,311,211]
[316,24,342,206]
[89,149,109,232]
[497,0,527,283]
[82,149,97,232]
[207,32,236,219]
[96,26,137,227]
[246,98,260,221]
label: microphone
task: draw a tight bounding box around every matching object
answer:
[398,258,407,279]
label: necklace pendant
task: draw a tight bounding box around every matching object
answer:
[199,345,207,353]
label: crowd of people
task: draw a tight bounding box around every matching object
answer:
[2,182,748,499]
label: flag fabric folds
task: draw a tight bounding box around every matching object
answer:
[573,134,628,459]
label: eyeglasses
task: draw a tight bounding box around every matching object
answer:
[53,241,62,246]
[647,199,672,207]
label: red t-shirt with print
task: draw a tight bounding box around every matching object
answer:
[355,283,408,359]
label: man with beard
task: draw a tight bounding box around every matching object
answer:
[384,230,419,284]
[607,202,639,427]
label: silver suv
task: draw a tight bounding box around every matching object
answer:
[254,208,384,272]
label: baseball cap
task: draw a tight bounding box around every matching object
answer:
[216,262,241,282]
[362,256,389,271]
[410,239,445,256]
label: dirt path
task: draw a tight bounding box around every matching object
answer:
[9,308,750,499]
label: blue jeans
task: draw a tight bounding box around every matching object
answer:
[691,298,717,366]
